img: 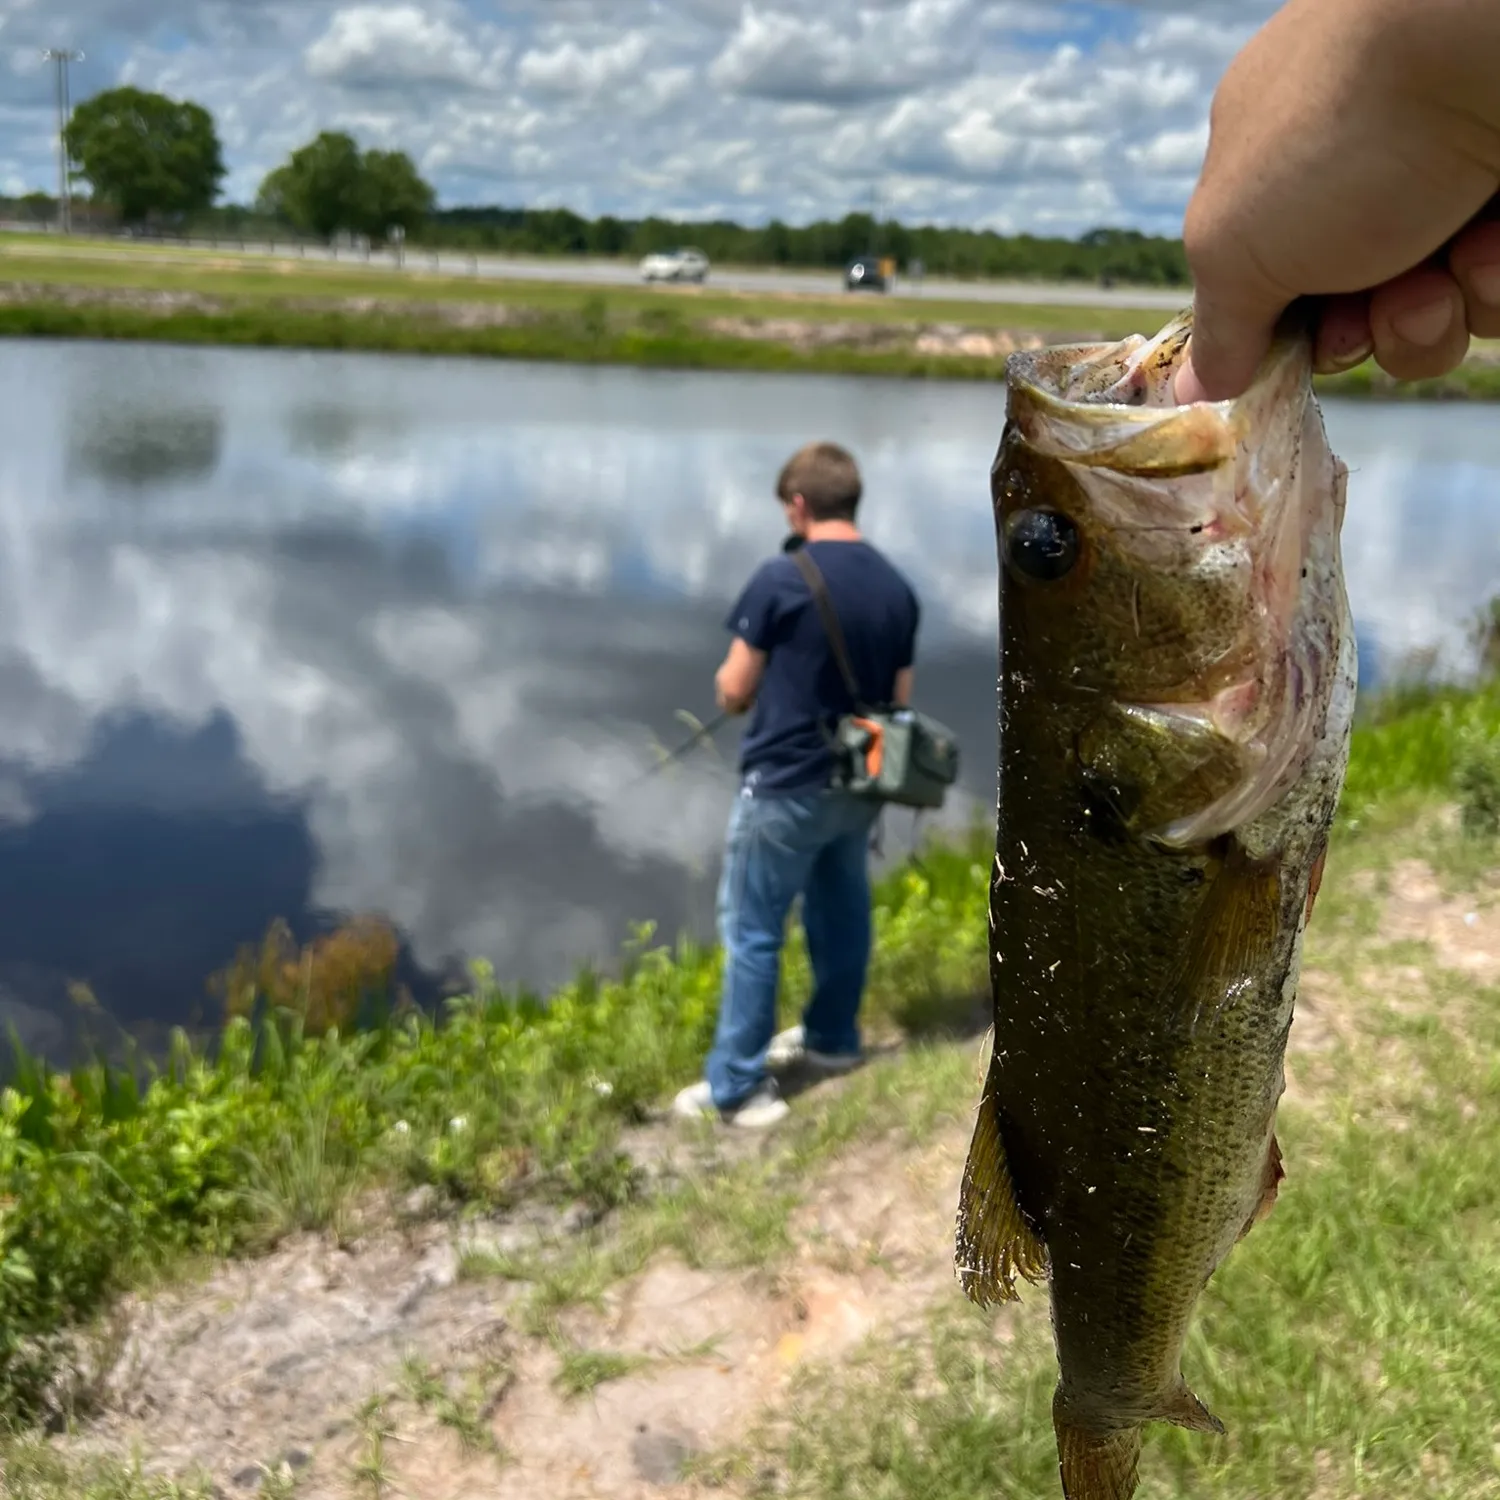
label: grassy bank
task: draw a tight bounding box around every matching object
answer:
[0,242,1160,334]
[4,243,1499,395]
[0,299,1013,383]
[738,945,1500,1500]
[712,753,1500,1500]
[0,823,989,1420]
[2,675,1498,1428]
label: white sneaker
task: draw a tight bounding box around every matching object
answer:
[671,1079,790,1129]
[724,1082,790,1130]
[672,1080,717,1120]
[765,1025,863,1074]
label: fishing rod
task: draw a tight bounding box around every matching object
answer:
[631,533,805,786]
[629,709,733,787]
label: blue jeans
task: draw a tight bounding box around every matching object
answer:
[705,787,880,1110]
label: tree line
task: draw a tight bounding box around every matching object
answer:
[30,84,1189,286]
[423,211,1188,285]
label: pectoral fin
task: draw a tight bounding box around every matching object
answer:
[1168,840,1282,1036]
[956,1057,1048,1306]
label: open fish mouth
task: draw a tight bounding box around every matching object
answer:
[999,309,1348,849]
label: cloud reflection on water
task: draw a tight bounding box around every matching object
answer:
[0,341,1495,1045]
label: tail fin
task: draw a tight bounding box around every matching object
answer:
[1054,1402,1142,1500]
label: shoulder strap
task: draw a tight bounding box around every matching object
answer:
[791,547,864,706]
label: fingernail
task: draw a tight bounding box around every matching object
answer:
[1390,299,1455,347]
[1467,263,1500,305]
[1320,337,1374,374]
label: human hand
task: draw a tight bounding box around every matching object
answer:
[1175,0,1500,403]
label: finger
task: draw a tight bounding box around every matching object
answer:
[1312,294,1374,374]
[1174,289,1280,403]
[1448,217,1500,340]
[1368,268,1470,381]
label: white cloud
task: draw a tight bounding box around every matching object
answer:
[1126,123,1209,176]
[305,4,504,90]
[709,1,968,104]
[517,32,649,95]
[1,0,1274,233]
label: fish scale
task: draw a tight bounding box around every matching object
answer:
[956,309,1357,1500]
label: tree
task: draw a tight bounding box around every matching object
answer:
[17,191,55,223]
[257,133,434,243]
[64,86,224,225]
[256,131,364,240]
[357,150,434,238]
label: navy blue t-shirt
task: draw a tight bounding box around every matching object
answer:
[725,540,920,796]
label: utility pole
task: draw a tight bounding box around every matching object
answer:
[42,49,84,235]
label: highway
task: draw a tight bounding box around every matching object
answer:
[1,222,1189,310]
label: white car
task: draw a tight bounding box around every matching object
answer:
[640,247,709,284]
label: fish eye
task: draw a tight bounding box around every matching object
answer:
[1005,508,1080,583]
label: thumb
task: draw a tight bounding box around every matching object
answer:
[1175,285,1284,404]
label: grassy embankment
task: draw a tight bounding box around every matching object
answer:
[0,662,1497,1467]
[719,707,1500,1500]
[3,239,1499,397]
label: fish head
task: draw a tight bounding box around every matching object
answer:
[993,308,1349,849]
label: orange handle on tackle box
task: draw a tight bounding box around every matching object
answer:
[850,716,885,780]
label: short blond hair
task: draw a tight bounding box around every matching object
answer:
[776,441,862,522]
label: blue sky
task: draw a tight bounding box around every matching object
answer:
[0,0,1279,233]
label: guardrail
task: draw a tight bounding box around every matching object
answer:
[0,222,490,278]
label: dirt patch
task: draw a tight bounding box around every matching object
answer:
[43,1107,971,1499]
[703,314,1079,360]
[71,1219,515,1488]
[912,324,1048,359]
[1380,858,1500,985]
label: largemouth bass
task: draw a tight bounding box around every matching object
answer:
[956,309,1357,1500]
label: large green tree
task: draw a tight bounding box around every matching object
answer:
[357,149,435,237]
[64,86,224,225]
[257,133,434,242]
[257,131,363,240]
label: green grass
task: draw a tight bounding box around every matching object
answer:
[1338,678,1500,826]
[399,1354,507,1455]
[719,885,1500,1500]
[350,1394,396,1497]
[552,1346,651,1399]
[0,241,1159,335]
[6,244,1500,394]
[1316,357,1500,402]
[0,668,1495,1439]
[0,1440,212,1499]
[0,299,1022,382]
[5,292,1498,401]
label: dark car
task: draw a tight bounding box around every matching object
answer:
[844,256,888,293]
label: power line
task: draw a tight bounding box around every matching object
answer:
[41,49,84,235]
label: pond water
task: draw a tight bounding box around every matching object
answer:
[1,340,1497,1057]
